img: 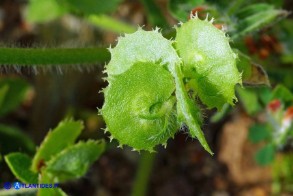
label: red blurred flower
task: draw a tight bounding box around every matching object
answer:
[267,99,282,112]
[284,106,293,121]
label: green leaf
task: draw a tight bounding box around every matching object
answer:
[61,0,122,15]
[27,0,67,22]
[235,3,274,19]
[255,143,275,166]
[31,119,84,172]
[233,3,288,39]
[0,78,30,116]
[271,85,293,104]
[227,0,246,15]
[236,86,262,115]
[4,153,38,183]
[173,65,212,154]
[248,124,270,143]
[139,0,167,27]
[87,15,136,34]
[0,124,35,154]
[45,140,105,182]
[168,0,204,21]
[235,51,270,86]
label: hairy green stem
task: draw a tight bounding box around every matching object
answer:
[0,31,177,67]
[0,47,110,66]
[131,152,155,196]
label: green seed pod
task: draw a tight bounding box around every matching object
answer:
[106,28,180,76]
[102,29,180,151]
[175,16,242,109]
[101,17,241,153]
[102,62,178,151]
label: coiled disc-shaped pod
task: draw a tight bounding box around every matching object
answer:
[101,29,180,152]
[102,62,178,151]
[101,16,241,153]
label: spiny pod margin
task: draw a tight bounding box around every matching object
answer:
[102,62,178,151]
[102,29,180,152]
[101,16,242,153]
[106,28,180,76]
[175,16,242,110]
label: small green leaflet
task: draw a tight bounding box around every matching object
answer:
[45,140,105,182]
[233,3,288,39]
[31,119,84,172]
[4,153,38,184]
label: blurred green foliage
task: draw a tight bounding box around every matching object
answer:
[248,124,271,143]
[169,0,204,21]
[0,0,292,195]
[4,120,105,196]
[27,0,122,22]
[0,78,30,116]
[247,85,293,167]
[0,124,35,155]
[255,143,275,166]
[0,78,34,156]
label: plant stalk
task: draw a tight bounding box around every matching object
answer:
[0,47,110,66]
[131,152,156,196]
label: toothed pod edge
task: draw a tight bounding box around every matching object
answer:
[106,28,180,76]
[102,29,181,151]
[101,19,240,153]
[102,62,178,151]
[175,17,242,110]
